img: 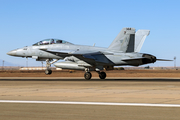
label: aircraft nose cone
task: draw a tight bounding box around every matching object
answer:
[7,50,17,56]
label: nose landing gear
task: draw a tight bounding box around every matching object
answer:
[45,69,52,75]
[44,59,59,75]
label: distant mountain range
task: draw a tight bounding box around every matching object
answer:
[0,59,20,66]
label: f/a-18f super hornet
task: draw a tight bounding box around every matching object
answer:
[7,28,171,80]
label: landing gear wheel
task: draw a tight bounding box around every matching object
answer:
[45,69,52,75]
[99,72,106,79]
[84,72,92,80]
[49,69,52,74]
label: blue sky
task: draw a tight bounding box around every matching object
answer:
[0,0,179,67]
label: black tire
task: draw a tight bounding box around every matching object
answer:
[99,72,106,79]
[49,70,52,74]
[45,69,52,75]
[84,72,92,80]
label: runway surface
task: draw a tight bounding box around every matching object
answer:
[1,100,180,107]
[0,77,180,120]
[1,103,180,120]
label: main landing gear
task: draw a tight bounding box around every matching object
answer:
[84,72,92,80]
[45,69,52,75]
[84,69,106,80]
[44,59,59,75]
[98,71,106,79]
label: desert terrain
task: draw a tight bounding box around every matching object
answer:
[0,69,180,78]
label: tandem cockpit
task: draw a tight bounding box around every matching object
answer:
[33,39,73,46]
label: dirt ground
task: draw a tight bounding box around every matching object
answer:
[0,69,180,77]
[1,70,180,120]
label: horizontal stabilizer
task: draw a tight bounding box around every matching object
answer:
[122,57,173,63]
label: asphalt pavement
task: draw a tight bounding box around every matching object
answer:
[0,77,180,120]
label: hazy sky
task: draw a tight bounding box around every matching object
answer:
[0,0,179,67]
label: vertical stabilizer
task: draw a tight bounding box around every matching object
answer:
[108,28,136,52]
[135,30,150,52]
[126,34,135,52]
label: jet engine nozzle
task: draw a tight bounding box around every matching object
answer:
[142,54,157,64]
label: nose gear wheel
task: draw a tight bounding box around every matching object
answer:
[45,69,52,75]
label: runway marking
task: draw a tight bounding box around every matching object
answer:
[0,100,180,107]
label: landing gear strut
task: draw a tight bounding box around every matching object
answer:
[44,59,59,75]
[84,68,92,80]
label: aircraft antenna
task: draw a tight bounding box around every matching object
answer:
[2,60,4,70]
[174,56,176,69]
[41,61,43,69]
[26,58,28,68]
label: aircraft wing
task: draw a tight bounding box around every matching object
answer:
[82,52,113,64]
[41,49,114,65]
[43,49,102,55]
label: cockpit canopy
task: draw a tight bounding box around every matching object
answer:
[33,39,73,46]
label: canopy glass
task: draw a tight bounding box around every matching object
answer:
[33,39,73,46]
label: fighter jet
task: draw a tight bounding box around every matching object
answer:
[7,28,171,80]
